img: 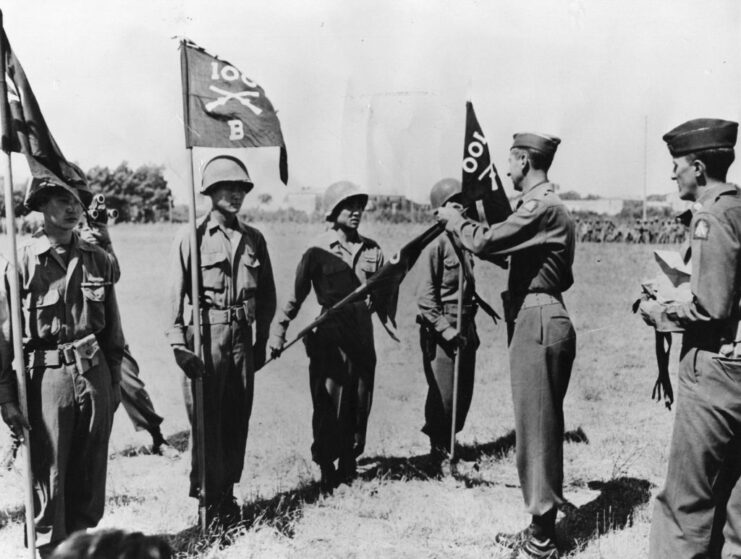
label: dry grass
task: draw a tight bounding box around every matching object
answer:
[0,222,675,558]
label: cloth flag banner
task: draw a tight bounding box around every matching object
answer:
[461,101,512,224]
[180,39,288,184]
[0,25,86,191]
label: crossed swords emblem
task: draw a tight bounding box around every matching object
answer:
[205,86,263,116]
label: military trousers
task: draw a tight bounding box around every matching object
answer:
[507,297,576,516]
[649,347,741,559]
[418,314,478,451]
[304,307,376,466]
[27,359,114,548]
[119,347,163,434]
[183,319,254,505]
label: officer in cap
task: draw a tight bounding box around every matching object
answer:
[166,155,276,523]
[0,177,125,554]
[436,133,576,559]
[639,118,741,558]
[416,178,479,470]
[268,181,393,491]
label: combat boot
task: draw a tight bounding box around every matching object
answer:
[337,455,357,486]
[516,536,559,559]
[495,526,532,551]
[320,463,336,493]
[150,430,179,460]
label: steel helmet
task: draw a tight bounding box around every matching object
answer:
[200,155,254,195]
[429,178,462,209]
[323,181,368,221]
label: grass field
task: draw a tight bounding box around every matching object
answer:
[0,222,677,558]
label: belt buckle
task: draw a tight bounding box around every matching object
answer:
[62,346,75,365]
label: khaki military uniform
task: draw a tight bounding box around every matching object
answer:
[416,234,478,451]
[649,183,741,558]
[272,229,386,467]
[445,182,576,517]
[0,230,124,549]
[167,214,276,506]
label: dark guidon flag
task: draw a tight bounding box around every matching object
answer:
[0,17,87,194]
[461,100,512,225]
[179,39,288,184]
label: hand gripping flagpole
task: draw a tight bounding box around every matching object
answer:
[0,11,36,555]
[180,40,208,533]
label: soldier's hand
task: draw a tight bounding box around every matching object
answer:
[435,206,461,226]
[78,223,112,248]
[0,403,30,443]
[442,327,466,348]
[172,345,205,379]
[638,299,661,327]
[268,333,286,359]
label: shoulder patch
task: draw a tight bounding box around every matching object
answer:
[521,200,539,213]
[693,218,710,240]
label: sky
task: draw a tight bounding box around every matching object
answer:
[2,0,740,205]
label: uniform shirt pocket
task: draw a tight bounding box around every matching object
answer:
[242,251,261,290]
[442,256,460,285]
[26,290,62,338]
[80,281,107,333]
[360,252,380,275]
[201,252,228,292]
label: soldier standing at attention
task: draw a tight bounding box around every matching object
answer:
[268,182,394,491]
[0,179,125,555]
[436,133,576,559]
[167,155,276,523]
[639,118,741,558]
[416,178,479,469]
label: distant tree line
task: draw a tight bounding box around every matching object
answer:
[86,163,172,223]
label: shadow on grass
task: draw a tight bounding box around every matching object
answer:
[166,480,324,555]
[358,427,588,483]
[110,429,190,458]
[557,476,653,553]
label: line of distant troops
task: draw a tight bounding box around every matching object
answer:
[1,119,740,559]
[575,217,688,243]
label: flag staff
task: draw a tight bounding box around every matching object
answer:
[0,10,37,555]
[180,40,208,533]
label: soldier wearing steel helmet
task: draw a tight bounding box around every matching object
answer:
[268,181,392,491]
[416,178,479,469]
[166,155,276,523]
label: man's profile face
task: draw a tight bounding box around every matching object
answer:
[507,149,527,191]
[672,156,699,201]
[40,190,83,231]
[209,182,248,215]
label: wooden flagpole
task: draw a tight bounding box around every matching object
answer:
[0,10,37,555]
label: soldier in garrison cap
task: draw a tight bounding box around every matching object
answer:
[268,182,395,492]
[416,178,479,471]
[167,155,276,524]
[437,132,576,559]
[640,118,741,558]
[0,178,125,554]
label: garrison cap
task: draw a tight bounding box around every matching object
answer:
[200,155,253,194]
[511,132,561,157]
[663,118,738,157]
